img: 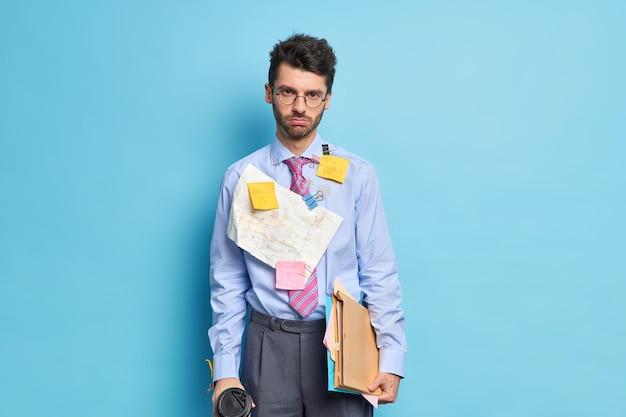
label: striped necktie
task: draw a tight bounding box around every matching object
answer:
[284,157,319,317]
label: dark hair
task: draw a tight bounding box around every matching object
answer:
[268,34,337,92]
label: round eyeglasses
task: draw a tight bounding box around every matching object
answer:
[271,86,327,109]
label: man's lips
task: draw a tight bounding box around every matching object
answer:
[289,118,309,126]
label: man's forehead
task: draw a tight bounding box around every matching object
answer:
[275,64,327,90]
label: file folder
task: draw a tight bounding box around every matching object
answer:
[332,290,382,395]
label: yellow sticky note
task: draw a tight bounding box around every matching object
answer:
[247,181,279,210]
[316,155,349,183]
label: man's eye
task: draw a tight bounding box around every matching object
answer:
[308,92,320,98]
[281,89,294,96]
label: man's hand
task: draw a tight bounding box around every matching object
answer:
[211,378,255,417]
[367,372,401,404]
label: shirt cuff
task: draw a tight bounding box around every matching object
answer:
[212,353,241,382]
[379,347,406,378]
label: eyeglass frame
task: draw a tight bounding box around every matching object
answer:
[270,86,329,109]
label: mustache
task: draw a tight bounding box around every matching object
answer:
[289,112,310,119]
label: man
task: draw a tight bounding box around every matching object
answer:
[209,34,406,417]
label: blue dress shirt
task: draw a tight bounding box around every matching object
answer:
[209,134,406,381]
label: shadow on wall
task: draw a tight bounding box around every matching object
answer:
[219,96,276,164]
[186,97,274,411]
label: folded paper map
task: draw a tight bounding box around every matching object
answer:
[227,164,343,277]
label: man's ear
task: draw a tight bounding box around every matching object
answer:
[324,91,332,110]
[265,84,273,104]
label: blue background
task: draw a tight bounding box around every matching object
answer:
[1,1,624,416]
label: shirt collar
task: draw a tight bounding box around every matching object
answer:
[269,134,325,166]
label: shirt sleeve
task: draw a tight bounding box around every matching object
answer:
[208,168,251,381]
[354,164,407,377]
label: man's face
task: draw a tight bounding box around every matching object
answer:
[265,63,332,143]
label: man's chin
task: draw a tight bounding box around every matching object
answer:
[284,127,313,140]
[290,133,312,140]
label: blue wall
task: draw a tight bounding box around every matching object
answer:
[1,1,624,416]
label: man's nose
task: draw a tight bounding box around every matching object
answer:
[292,95,307,113]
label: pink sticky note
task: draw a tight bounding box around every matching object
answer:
[276,261,306,290]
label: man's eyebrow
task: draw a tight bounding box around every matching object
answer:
[274,84,291,91]
[275,85,325,94]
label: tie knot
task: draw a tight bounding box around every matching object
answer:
[284,157,309,175]
[283,156,318,210]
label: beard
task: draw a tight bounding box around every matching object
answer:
[273,102,325,140]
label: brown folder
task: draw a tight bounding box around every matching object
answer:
[333,290,382,395]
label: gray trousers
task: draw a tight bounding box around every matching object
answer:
[242,310,373,417]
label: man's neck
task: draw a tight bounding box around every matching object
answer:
[276,131,317,156]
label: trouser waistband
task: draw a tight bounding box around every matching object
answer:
[250,310,326,333]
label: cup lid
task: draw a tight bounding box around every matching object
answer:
[217,388,252,417]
